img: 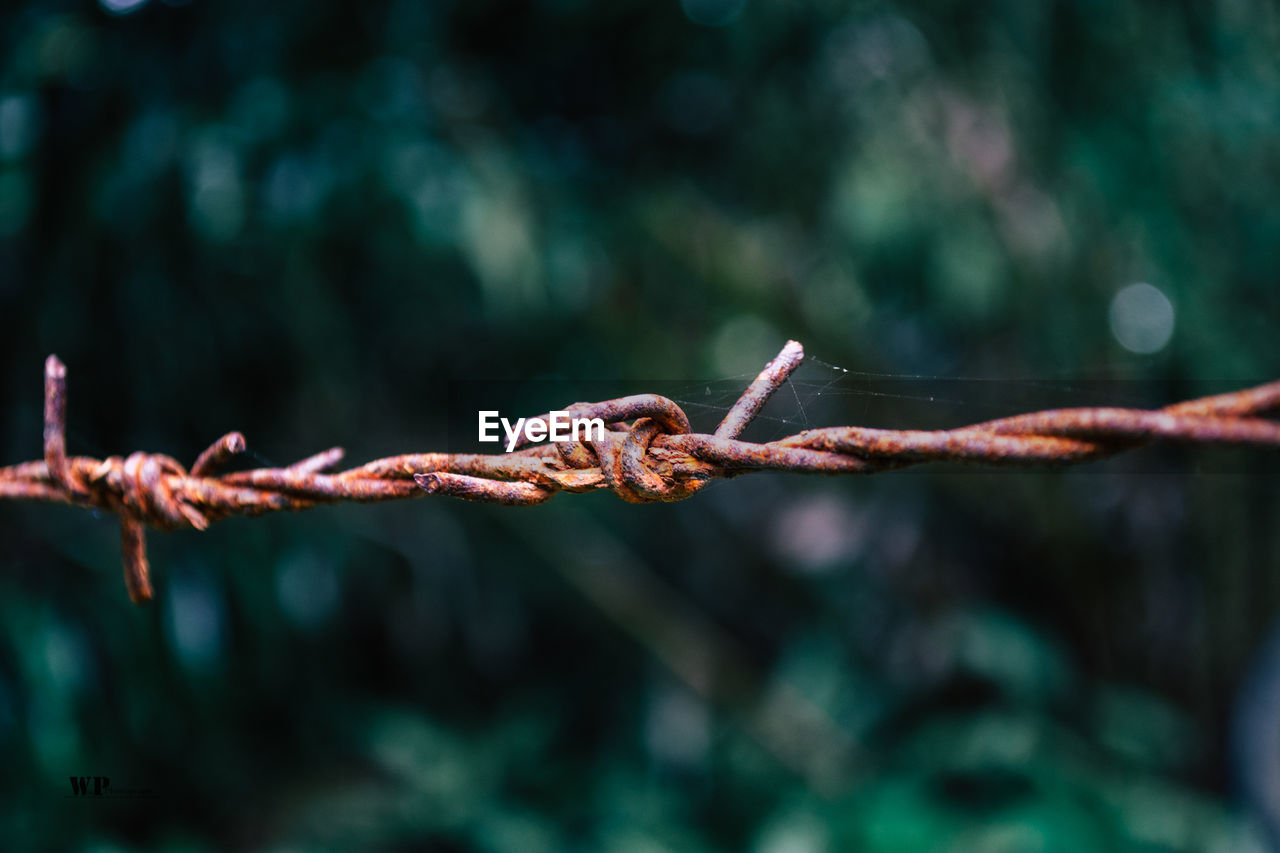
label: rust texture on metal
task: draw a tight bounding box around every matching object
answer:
[3,343,1279,603]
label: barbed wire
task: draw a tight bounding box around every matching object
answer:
[3,341,1279,604]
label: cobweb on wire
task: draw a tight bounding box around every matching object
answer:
[666,354,964,444]
[667,349,1203,450]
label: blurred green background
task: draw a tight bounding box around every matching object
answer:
[1,0,1279,850]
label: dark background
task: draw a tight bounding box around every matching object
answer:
[1,0,1279,849]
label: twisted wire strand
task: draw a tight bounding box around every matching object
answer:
[2,344,1278,604]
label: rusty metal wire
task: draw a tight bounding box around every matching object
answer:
[3,342,1279,604]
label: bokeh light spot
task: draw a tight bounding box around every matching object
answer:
[165,572,226,670]
[0,95,39,159]
[41,618,90,694]
[710,314,782,378]
[646,686,709,767]
[263,155,329,223]
[1109,282,1175,354]
[185,132,245,242]
[277,549,340,630]
[99,0,149,15]
[770,493,867,573]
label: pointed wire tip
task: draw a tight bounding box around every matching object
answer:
[45,355,66,378]
[121,518,154,605]
[126,584,154,605]
[190,431,250,477]
[414,472,440,492]
[712,339,808,440]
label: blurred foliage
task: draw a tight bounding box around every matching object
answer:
[1,0,1279,850]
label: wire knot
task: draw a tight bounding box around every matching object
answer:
[607,416,706,503]
[539,395,701,504]
[88,453,211,532]
[77,451,217,605]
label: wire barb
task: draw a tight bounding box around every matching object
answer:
[2,341,1279,604]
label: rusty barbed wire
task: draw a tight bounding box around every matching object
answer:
[2,341,1279,604]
